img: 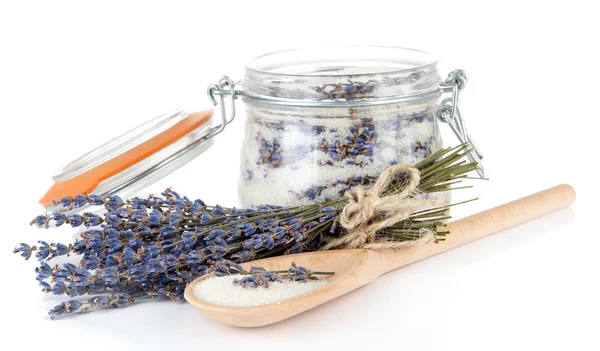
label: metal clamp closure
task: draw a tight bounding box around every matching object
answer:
[206,76,239,139]
[436,70,485,178]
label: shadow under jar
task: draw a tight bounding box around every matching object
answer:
[238,46,467,207]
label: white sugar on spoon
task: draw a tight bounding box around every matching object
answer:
[193,275,327,307]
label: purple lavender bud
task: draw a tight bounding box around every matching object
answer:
[98,269,119,285]
[233,250,253,261]
[147,213,161,227]
[86,194,104,206]
[73,194,88,208]
[233,276,257,288]
[214,204,224,216]
[226,261,244,273]
[241,239,254,250]
[146,260,165,273]
[52,243,69,257]
[127,265,147,282]
[126,238,142,251]
[89,296,109,309]
[141,245,160,260]
[36,241,51,260]
[63,263,77,273]
[137,226,151,237]
[83,213,103,227]
[132,209,146,222]
[35,261,52,280]
[264,235,275,250]
[204,229,224,242]
[191,199,205,214]
[104,254,119,268]
[65,283,85,297]
[215,237,228,247]
[160,255,178,268]
[103,228,118,238]
[81,254,99,270]
[109,293,134,308]
[50,213,66,227]
[273,226,286,238]
[199,213,211,225]
[122,247,136,268]
[40,281,51,293]
[167,212,182,226]
[52,280,67,295]
[55,196,73,208]
[54,267,70,279]
[70,267,92,286]
[160,225,177,239]
[30,215,47,227]
[182,232,196,248]
[207,245,228,254]
[319,212,335,222]
[105,236,120,247]
[312,125,324,135]
[13,243,33,260]
[49,300,83,320]
[71,240,86,254]
[185,251,204,265]
[64,214,83,227]
[106,195,123,209]
[241,224,254,237]
[172,199,187,210]
[305,221,319,229]
[106,241,123,254]
[226,232,239,243]
[131,197,147,208]
[121,229,134,238]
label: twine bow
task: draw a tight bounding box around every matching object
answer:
[321,164,445,250]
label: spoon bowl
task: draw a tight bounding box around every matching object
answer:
[185,249,376,327]
[185,184,576,327]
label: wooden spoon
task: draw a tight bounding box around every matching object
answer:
[185,184,576,327]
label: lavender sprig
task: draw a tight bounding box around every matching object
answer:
[230,262,334,288]
[48,293,135,320]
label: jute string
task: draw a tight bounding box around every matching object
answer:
[321,164,445,250]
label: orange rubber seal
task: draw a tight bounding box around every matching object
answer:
[40,110,214,206]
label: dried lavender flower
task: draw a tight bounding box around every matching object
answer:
[15,145,478,318]
[230,262,332,289]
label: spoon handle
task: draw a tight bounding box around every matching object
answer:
[376,184,576,275]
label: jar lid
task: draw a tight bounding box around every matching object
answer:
[242,46,442,105]
[40,109,215,212]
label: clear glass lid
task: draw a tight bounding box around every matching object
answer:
[242,46,442,102]
[40,109,215,211]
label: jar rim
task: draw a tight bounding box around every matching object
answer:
[244,45,438,78]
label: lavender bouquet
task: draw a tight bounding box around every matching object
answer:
[14,144,479,319]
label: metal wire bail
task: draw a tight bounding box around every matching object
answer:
[205,76,238,139]
[436,70,485,178]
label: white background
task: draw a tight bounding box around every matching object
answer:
[1,1,598,350]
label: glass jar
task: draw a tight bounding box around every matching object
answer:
[233,46,481,207]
